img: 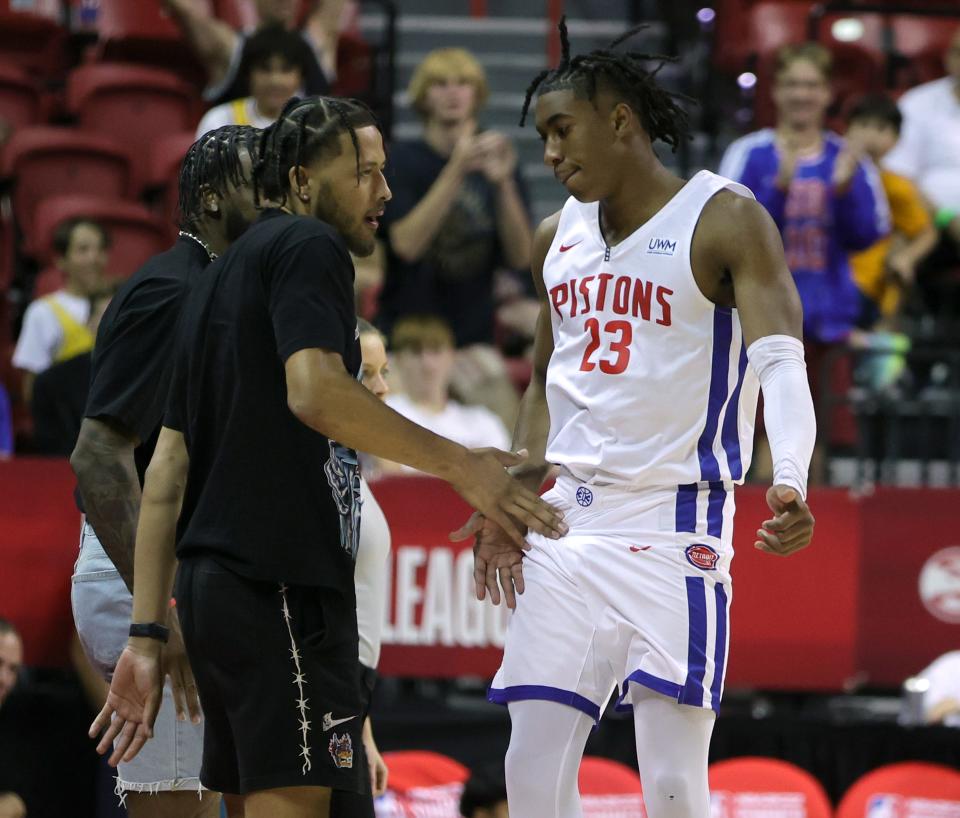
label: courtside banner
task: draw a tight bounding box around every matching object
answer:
[1,462,957,686]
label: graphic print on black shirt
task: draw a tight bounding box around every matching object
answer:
[165,209,361,590]
[324,440,362,560]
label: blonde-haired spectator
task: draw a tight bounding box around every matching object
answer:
[377,48,531,428]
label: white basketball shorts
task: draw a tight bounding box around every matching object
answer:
[489,474,735,722]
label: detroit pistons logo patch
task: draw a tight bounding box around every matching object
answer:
[328,733,354,769]
[576,486,594,507]
[685,544,719,570]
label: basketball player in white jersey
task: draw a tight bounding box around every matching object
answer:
[454,22,817,818]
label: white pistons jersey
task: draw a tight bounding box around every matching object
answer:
[544,170,760,492]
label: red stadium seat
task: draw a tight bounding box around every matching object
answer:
[836,762,960,818]
[579,756,647,817]
[81,0,209,86]
[709,758,833,818]
[32,265,64,298]
[0,126,134,239]
[0,63,45,131]
[142,130,196,237]
[378,750,469,817]
[66,63,200,154]
[891,15,956,87]
[0,0,67,79]
[29,194,168,280]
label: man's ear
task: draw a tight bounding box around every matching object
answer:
[288,165,311,201]
[611,101,635,138]
[200,184,220,216]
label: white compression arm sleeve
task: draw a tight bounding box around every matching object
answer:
[747,335,816,499]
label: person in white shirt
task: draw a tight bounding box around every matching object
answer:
[383,315,511,473]
[883,27,960,256]
[195,24,312,138]
[919,651,960,727]
[12,218,109,405]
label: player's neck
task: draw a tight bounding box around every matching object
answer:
[193,217,228,258]
[597,162,685,248]
[423,118,475,157]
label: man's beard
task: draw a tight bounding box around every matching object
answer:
[312,186,375,257]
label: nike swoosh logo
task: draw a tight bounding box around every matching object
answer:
[322,713,358,731]
[559,240,583,252]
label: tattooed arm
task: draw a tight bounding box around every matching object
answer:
[71,417,141,593]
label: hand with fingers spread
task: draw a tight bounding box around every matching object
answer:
[88,640,163,767]
[449,448,567,549]
[451,511,528,609]
[755,485,815,556]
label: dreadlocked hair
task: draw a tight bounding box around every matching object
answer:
[177,125,261,230]
[255,95,380,206]
[520,17,693,152]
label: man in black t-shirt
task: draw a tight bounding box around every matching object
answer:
[91,97,566,818]
[71,125,260,818]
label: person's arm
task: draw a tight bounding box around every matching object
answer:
[161,0,237,89]
[388,128,479,263]
[833,158,891,252]
[304,0,348,80]
[89,427,198,766]
[719,136,789,227]
[475,132,532,270]
[362,716,388,796]
[285,349,562,545]
[698,192,816,556]
[71,418,140,592]
[508,212,560,490]
[451,213,560,606]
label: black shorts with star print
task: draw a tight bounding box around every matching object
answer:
[175,556,365,795]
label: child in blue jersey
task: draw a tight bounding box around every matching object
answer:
[719,43,890,345]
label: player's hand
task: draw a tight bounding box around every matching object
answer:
[450,448,567,549]
[451,512,527,609]
[89,641,163,766]
[755,484,814,556]
[362,717,388,796]
[164,611,201,726]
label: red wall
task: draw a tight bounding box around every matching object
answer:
[1,460,957,689]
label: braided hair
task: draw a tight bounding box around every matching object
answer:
[520,18,692,152]
[177,125,261,231]
[255,95,380,206]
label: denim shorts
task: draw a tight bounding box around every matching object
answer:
[72,521,205,793]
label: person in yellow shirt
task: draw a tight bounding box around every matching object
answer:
[846,95,938,320]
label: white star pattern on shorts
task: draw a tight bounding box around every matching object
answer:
[279,584,312,773]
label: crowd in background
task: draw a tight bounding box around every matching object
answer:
[2,1,958,488]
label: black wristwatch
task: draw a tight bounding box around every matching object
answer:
[129,622,170,643]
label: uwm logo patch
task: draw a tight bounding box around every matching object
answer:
[647,237,677,255]
[685,544,719,570]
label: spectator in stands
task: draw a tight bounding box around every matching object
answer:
[719,43,889,471]
[195,23,312,136]
[163,0,347,104]
[845,95,937,323]
[378,48,531,427]
[12,218,109,406]
[460,764,508,818]
[883,26,960,308]
[381,315,510,473]
[0,619,24,818]
[30,289,113,457]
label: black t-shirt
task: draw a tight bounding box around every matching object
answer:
[80,237,210,500]
[377,138,531,347]
[32,351,91,457]
[165,209,361,590]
